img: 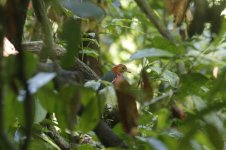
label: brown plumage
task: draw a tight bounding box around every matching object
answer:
[112,64,138,136]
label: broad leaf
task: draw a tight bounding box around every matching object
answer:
[28,72,56,94]
[152,36,185,54]
[60,18,81,68]
[179,73,208,97]
[137,136,168,150]
[150,66,179,87]
[130,48,173,60]
[34,99,47,124]
[60,0,105,21]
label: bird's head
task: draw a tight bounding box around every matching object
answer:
[112,64,131,75]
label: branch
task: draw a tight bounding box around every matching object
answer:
[94,121,128,148]
[45,128,71,150]
[32,0,54,59]
[23,41,99,80]
[134,0,175,43]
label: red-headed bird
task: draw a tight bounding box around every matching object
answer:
[101,64,138,136]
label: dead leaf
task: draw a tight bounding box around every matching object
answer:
[141,69,153,102]
[164,0,175,14]
[164,0,189,27]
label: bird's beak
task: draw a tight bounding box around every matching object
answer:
[126,69,131,73]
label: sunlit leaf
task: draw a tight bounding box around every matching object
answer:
[79,49,99,58]
[34,99,47,124]
[137,136,168,150]
[193,130,215,150]
[130,48,173,60]
[28,72,56,94]
[84,80,101,91]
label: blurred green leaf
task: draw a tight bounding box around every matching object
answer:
[55,85,80,130]
[36,82,58,112]
[60,0,105,21]
[193,130,215,150]
[136,136,168,150]
[29,138,57,150]
[130,48,173,60]
[150,66,179,87]
[34,99,47,124]
[205,124,224,150]
[60,18,81,68]
[152,36,185,54]
[24,52,38,78]
[78,95,100,132]
[79,49,99,58]
[4,88,23,128]
[77,144,95,150]
[179,73,209,97]
[156,109,170,130]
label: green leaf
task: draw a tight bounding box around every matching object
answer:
[179,73,208,97]
[77,145,95,150]
[152,36,185,54]
[34,99,47,124]
[29,138,57,150]
[156,108,170,130]
[78,95,100,132]
[205,124,224,150]
[79,49,99,58]
[60,18,81,68]
[130,48,173,60]
[55,85,80,130]
[24,52,38,78]
[150,66,179,87]
[136,136,168,150]
[60,0,105,21]
[4,88,23,128]
[193,130,215,150]
[36,82,58,112]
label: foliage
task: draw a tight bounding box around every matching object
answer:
[1,0,226,150]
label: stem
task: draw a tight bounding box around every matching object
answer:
[134,0,176,43]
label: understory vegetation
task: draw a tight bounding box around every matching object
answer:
[0,0,226,150]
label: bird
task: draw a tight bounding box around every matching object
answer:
[100,64,131,86]
[100,64,138,136]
